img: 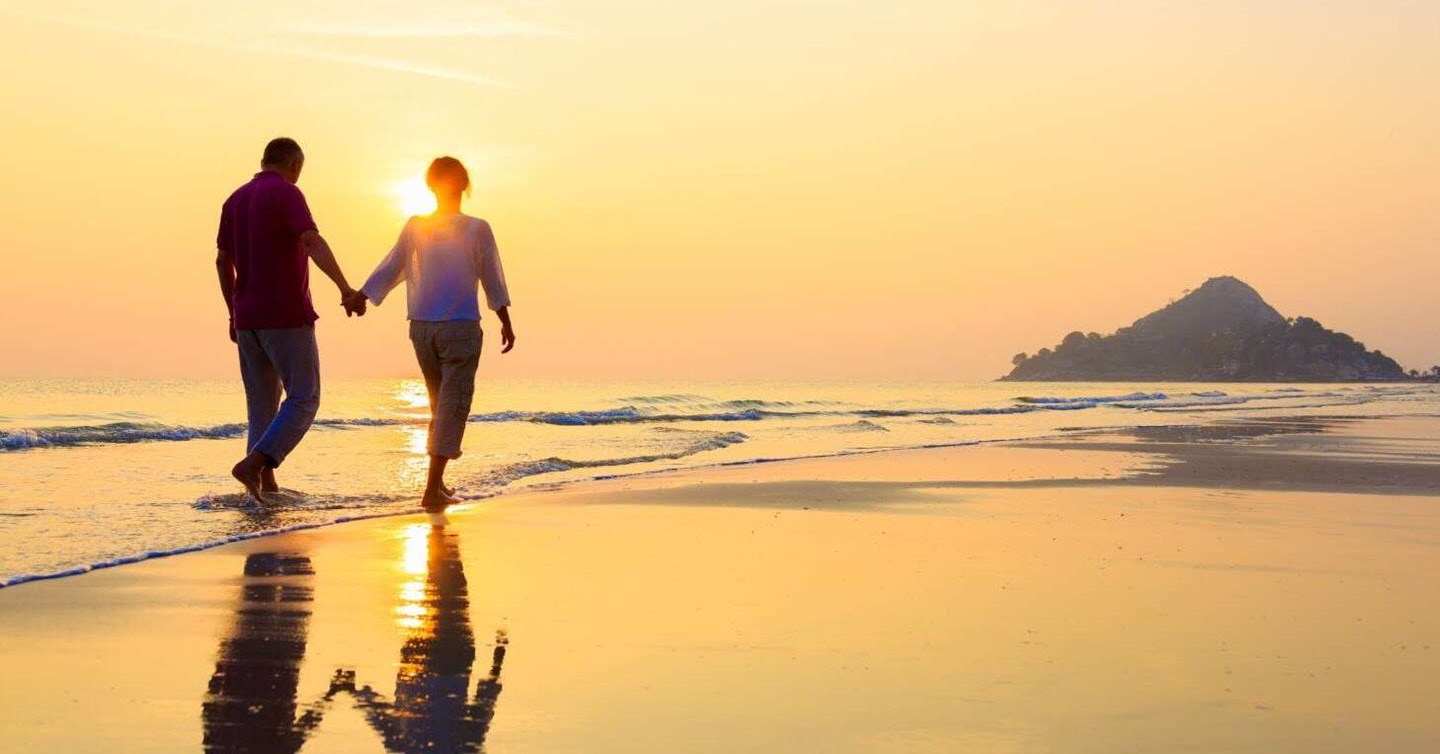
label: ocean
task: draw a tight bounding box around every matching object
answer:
[2,378,1436,587]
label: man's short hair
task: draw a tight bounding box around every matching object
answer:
[262,137,304,167]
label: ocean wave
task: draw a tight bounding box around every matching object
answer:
[851,404,1088,418]
[0,421,249,450]
[1112,396,1249,409]
[825,419,890,432]
[1114,391,1355,411]
[619,394,838,410]
[0,417,421,451]
[469,407,766,425]
[4,386,1427,452]
[192,489,414,512]
[0,409,760,450]
[25,411,156,422]
[0,401,1184,451]
[473,430,750,489]
[1016,392,1170,405]
[1147,398,1374,413]
[710,399,807,409]
[617,393,710,404]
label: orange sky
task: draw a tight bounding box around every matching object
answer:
[0,1,1436,380]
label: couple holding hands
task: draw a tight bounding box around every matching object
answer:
[215,137,514,512]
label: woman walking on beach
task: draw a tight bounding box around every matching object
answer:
[351,157,515,511]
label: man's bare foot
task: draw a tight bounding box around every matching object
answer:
[260,467,280,494]
[231,452,268,505]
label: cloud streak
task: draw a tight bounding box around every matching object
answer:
[0,4,509,87]
[289,19,561,39]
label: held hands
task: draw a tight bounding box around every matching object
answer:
[334,285,512,352]
[341,288,368,317]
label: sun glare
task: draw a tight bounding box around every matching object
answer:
[393,379,431,411]
[392,178,435,216]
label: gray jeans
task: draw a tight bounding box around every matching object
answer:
[237,327,320,467]
[410,320,482,459]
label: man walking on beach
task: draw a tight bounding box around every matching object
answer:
[215,137,364,504]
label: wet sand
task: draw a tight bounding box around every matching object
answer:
[1,417,1438,752]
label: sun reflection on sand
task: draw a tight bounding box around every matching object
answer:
[399,580,426,603]
[400,524,431,575]
[397,525,432,631]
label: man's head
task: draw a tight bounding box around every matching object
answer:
[425,156,471,200]
[261,137,305,183]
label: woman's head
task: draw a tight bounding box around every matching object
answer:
[425,156,471,200]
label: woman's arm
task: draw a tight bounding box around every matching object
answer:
[475,221,515,352]
[494,306,515,353]
[360,219,413,306]
[476,221,511,312]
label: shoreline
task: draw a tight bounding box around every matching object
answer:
[5,413,1438,590]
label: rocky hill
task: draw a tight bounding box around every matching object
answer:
[1002,277,1407,382]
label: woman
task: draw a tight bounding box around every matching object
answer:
[353,157,515,511]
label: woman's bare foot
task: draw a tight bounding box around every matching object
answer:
[421,487,451,513]
[260,467,280,494]
[423,456,455,511]
[231,452,268,505]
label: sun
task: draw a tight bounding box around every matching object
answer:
[391,177,436,216]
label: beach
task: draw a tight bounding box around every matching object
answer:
[8,0,1440,749]
[2,413,1438,752]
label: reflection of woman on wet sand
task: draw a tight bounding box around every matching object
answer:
[325,526,508,752]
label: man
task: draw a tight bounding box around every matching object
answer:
[215,137,364,504]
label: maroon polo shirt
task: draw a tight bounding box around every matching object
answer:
[217,171,320,329]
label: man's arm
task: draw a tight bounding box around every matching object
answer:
[299,229,364,316]
[215,247,237,342]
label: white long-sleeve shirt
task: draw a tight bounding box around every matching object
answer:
[360,213,511,322]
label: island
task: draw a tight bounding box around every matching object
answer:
[1001,276,1420,382]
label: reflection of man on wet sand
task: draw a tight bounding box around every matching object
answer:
[201,552,322,753]
[325,526,508,752]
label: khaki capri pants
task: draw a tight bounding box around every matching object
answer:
[409,320,482,459]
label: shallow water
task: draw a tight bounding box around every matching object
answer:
[1,378,1436,585]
